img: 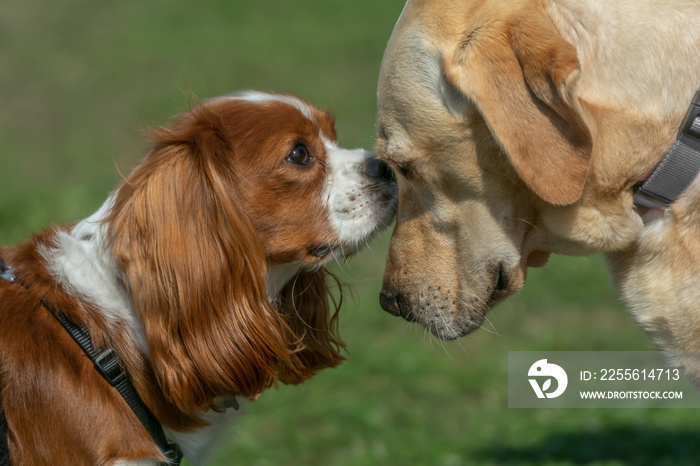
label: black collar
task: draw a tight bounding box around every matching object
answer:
[0,258,182,465]
[634,90,700,208]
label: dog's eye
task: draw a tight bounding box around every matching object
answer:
[286,144,313,166]
[396,163,411,179]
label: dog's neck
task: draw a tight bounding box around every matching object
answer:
[607,157,700,371]
[41,194,151,354]
[541,0,700,366]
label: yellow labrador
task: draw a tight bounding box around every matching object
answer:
[376,0,700,373]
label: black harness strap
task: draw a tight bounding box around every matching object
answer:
[45,304,183,466]
[0,258,182,465]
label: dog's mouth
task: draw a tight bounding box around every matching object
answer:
[309,236,378,262]
[309,242,366,262]
[309,244,339,259]
[380,263,518,340]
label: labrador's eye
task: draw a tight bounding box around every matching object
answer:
[286,144,313,166]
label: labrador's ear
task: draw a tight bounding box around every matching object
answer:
[443,10,592,205]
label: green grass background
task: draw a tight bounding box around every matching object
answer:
[1,1,698,465]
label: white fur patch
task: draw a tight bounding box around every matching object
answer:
[324,141,396,246]
[41,193,150,355]
[216,90,318,123]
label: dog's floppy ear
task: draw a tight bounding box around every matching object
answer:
[105,107,300,412]
[443,11,592,205]
[275,269,345,385]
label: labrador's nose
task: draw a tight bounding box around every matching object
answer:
[379,289,402,316]
[364,158,396,182]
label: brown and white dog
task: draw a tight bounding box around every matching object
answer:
[0,91,397,465]
[376,0,700,376]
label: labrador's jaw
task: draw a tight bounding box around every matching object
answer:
[379,256,526,340]
[380,286,486,340]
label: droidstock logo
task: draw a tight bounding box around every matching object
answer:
[528,359,568,399]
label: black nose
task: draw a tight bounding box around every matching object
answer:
[495,263,509,292]
[364,158,396,182]
[379,290,402,316]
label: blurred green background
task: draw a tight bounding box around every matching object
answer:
[1,1,698,465]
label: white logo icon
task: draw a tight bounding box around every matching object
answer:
[528,359,568,399]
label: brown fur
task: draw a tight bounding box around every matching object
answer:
[0,95,359,464]
[1,236,164,465]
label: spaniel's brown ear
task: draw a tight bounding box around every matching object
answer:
[105,107,297,412]
[275,269,345,385]
[443,10,592,205]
